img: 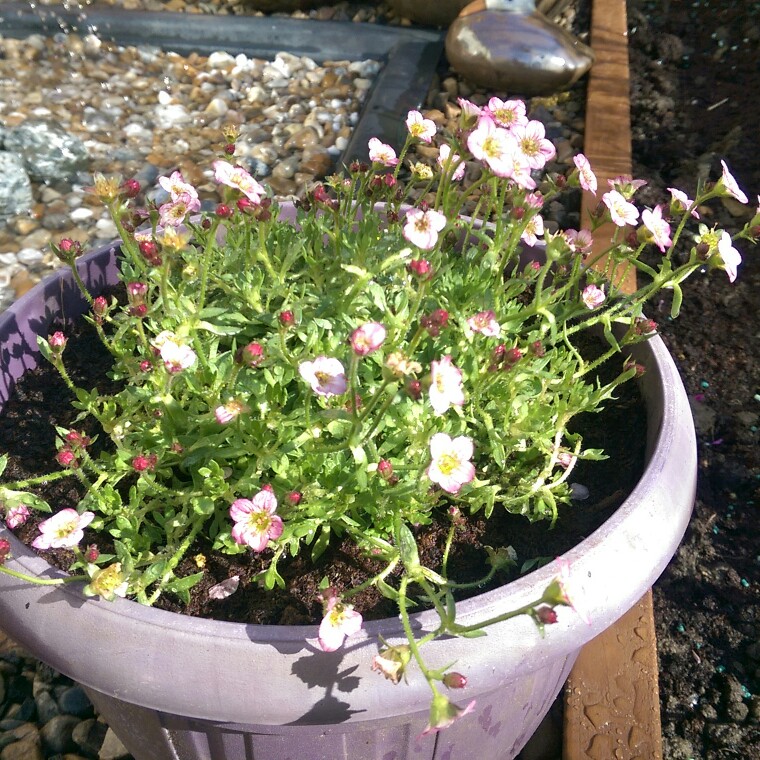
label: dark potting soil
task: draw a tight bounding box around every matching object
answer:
[628,0,760,756]
[0,286,646,626]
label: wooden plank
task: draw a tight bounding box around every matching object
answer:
[580,0,636,294]
[563,0,663,757]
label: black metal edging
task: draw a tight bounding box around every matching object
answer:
[0,3,444,165]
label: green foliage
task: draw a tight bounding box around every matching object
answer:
[8,114,753,625]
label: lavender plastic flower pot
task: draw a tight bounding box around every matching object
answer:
[0,238,696,760]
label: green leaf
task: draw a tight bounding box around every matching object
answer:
[311,526,331,561]
[0,454,8,478]
[670,283,684,318]
[0,488,52,514]
[395,519,420,572]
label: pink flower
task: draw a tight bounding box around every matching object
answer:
[405,110,436,143]
[456,97,482,120]
[512,120,556,169]
[350,322,387,356]
[564,228,593,254]
[427,432,475,495]
[403,208,447,250]
[719,160,748,204]
[509,151,537,191]
[716,231,742,283]
[160,339,197,373]
[467,117,517,178]
[215,399,249,424]
[437,144,465,181]
[484,97,527,129]
[299,356,348,397]
[581,284,606,309]
[607,175,647,198]
[318,593,363,652]
[573,153,597,195]
[641,205,673,252]
[602,190,640,227]
[158,192,200,227]
[229,489,284,552]
[429,356,465,415]
[557,452,577,469]
[158,170,199,202]
[667,187,700,219]
[213,160,266,203]
[467,310,500,337]
[5,504,30,529]
[521,214,544,247]
[32,508,95,550]
[367,137,399,167]
[421,692,477,736]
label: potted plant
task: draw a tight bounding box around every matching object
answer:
[0,101,756,760]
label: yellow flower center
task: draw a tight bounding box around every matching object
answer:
[437,454,458,476]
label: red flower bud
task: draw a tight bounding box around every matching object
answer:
[377,459,394,480]
[407,259,433,279]
[0,538,10,565]
[224,143,235,155]
[261,484,274,493]
[236,341,264,368]
[504,348,523,367]
[84,544,100,562]
[48,331,67,353]
[132,454,157,472]
[536,606,558,625]
[237,197,256,214]
[216,203,234,219]
[442,672,468,689]
[287,491,302,506]
[56,448,78,468]
[279,310,295,327]
[92,296,108,317]
[406,379,422,400]
[140,360,153,372]
[121,178,141,198]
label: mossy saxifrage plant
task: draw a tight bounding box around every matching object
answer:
[1,100,758,733]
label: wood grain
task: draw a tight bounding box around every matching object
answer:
[563,0,663,757]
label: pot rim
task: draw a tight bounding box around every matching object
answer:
[0,235,696,724]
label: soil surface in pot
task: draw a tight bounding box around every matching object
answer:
[628,0,760,757]
[0,287,646,626]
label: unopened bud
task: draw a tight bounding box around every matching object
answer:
[279,310,295,327]
[442,672,468,689]
[624,359,646,378]
[216,203,234,218]
[92,296,108,317]
[0,538,10,565]
[504,348,523,368]
[536,606,558,625]
[407,259,433,279]
[377,459,394,481]
[56,448,78,468]
[406,379,422,400]
[121,178,141,199]
[287,491,302,506]
[236,341,264,368]
[48,331,67,354]
[84,544,100,563]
